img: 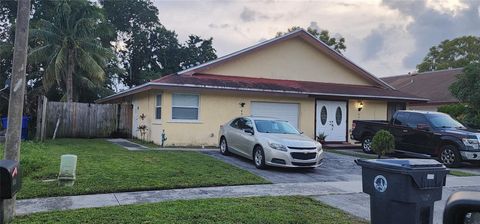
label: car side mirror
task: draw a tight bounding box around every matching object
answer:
[244,128,254,135]
[443,191,480,224]
[417,123,430,131]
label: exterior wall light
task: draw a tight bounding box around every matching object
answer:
[358,101,364,112]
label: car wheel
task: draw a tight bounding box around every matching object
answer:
[219,137,230,156]
[253,146,266,169]
[439,144,461,167]
[362,136,374,154]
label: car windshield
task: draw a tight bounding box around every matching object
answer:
[254,120,299,134]
[427,113,465,128]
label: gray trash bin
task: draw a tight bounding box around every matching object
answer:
[355,159,449,224]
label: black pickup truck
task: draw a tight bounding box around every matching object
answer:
[351,110,480,167]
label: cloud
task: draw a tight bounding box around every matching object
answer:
[381,0,480,69]
[361,24,398,60]
[209,23,231,29]
[240,7,269,22]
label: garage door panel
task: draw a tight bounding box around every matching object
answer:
[251,102,299,128]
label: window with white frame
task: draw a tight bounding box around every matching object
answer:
[172,94,199,120]
[155,95,162,120]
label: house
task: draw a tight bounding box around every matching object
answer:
[98,29,426,146]
[381,68,462,111]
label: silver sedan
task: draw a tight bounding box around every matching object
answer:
[219,116,324,169]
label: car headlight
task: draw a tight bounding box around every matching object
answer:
[462,137,480,150]
[268,141,287,151]
[315,142,323,152]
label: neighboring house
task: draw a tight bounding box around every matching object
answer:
[98,29,426,146]
[381,68,462,111]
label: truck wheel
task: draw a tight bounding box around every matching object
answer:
[439,144,461,167]
[362,136,374,154]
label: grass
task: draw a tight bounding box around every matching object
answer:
[328,149,378,159]
[0,139,268,199]
[13,196,367,224]
[449,170,478,177]
[128,138,159,148]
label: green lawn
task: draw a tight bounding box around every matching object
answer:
[128,138,159,148]
[328,149,378,159]
[449,170,478,177]
[0,139,268,199]
[14,196,367,224]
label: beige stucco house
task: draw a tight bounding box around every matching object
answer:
[98,29,426,146]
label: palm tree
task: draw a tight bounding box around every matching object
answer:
[29,0,113,102]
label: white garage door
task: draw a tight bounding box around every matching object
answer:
[251,102,299,128]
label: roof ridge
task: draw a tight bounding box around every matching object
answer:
[192,73,385,88]
[382,67,464,79]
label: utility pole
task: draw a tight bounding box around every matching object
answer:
[3,0,31,223]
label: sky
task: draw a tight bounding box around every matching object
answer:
[153,0,480,77]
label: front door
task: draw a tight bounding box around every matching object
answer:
[316,100,347,142]
[132,99,139,138]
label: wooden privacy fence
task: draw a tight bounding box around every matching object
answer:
[36,97,132,140]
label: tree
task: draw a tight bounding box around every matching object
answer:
[417,36,480,72]
[28,0,114,102]
[276,26,346,54]
[449,63,480,128]
[102,0,217,87]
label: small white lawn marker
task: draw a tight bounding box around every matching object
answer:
[58,154,77,187]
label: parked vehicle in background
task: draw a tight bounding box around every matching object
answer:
[351,110,480,167]
[219,117,324,169]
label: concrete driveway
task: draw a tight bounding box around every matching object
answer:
[202,150,362,183]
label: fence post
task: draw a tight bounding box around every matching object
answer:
[40,96,47,141]
[35,96,42,140]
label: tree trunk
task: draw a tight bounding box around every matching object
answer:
[3,0,31,222]
[66,50,74,102]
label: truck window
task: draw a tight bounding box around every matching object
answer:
[394,112,409,126]
[406,114,429,128]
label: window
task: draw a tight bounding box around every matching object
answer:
[394,112,409,126]
[155,95,162,120]
[238,118,253,130]
[172,94,199,120]
[230,118,241,129]
[254,120,299,134]
[335,106,342,126]
[406,114,429,128]
[320,106,327,125]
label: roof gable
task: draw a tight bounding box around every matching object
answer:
[180,29,392,89]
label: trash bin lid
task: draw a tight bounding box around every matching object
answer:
[356,159,445,171]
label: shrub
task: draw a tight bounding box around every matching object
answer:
[371,130,395,159]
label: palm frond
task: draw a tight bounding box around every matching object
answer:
[76,48,105,84]
[30,29,62,44]
[54,46,67,79]
[28,44,57,64]
[73,18,95,39]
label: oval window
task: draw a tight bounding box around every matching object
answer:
[335,107,342,126]
[320,106,327,125]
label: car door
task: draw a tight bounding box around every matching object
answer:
[237,118,256,157]
[226,118,243,154]
[404,113,435,154]
[390,112,409,150]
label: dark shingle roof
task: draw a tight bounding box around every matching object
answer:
[381,68,462,104]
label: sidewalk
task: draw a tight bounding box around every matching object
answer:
[16,181,362,215]
[17,175,480,217]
